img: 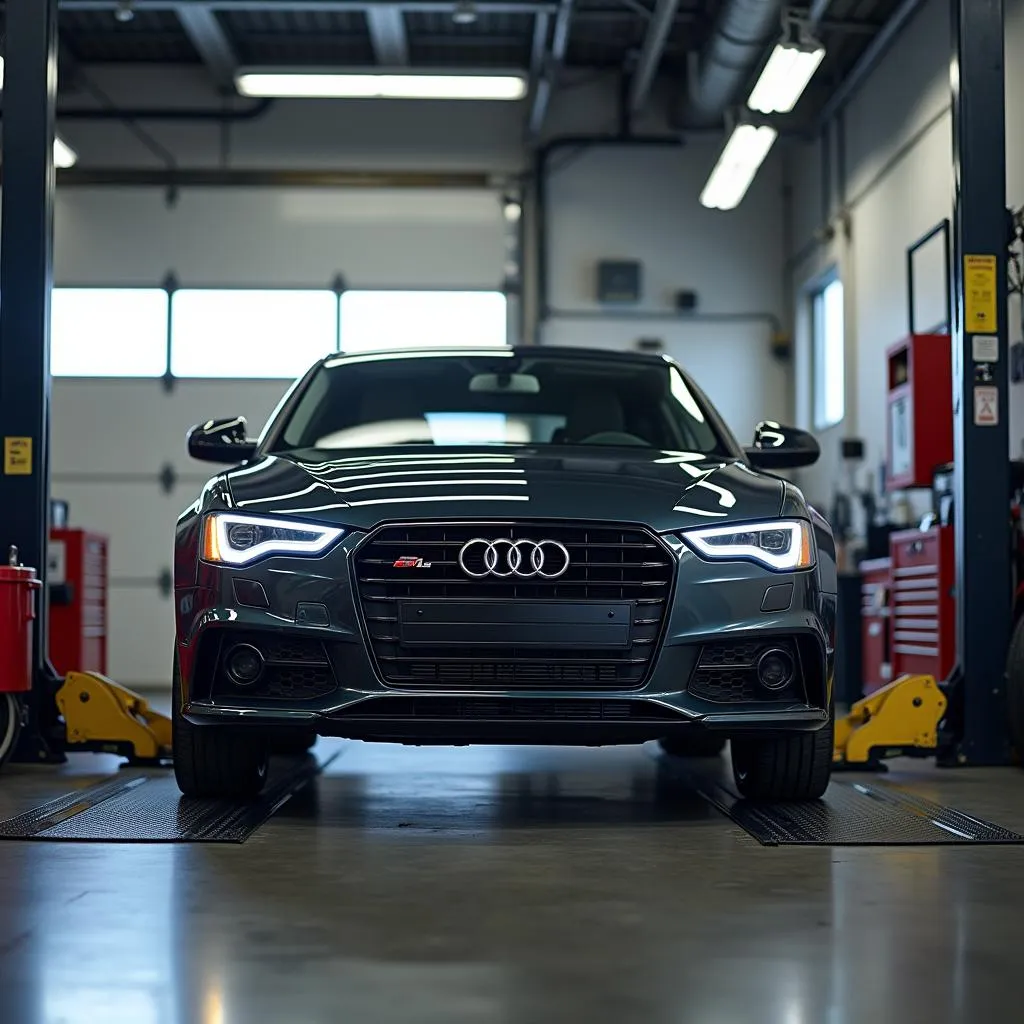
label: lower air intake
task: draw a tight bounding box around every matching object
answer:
[688,639,802,703]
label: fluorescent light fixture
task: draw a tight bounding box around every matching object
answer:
[699,124,778,211]
[235,69,528,101]
[53,137,78,169]
[0,57,78,168]
[748,42,826,115]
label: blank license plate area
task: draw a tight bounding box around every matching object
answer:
[398,601,632,648]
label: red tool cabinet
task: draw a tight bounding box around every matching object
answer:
[886,333,953,490]
[889,525,956,682]
[48,529,108,677]
[860,558,892,695]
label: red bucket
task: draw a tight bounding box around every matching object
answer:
[0,562,41,693]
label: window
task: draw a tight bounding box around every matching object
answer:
[340,291,507,352]
[51,288,169,377]
[812,276,844,429]
[170,289,338,379]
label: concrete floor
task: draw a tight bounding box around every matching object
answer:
[1,742,1023,1024]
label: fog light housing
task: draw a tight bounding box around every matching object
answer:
[225,644,264,686]
[756,648,794,691]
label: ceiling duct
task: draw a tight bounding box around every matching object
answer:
[686,0,786,126]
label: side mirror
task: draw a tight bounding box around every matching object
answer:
[187,417,258,464]
[745,421,820,470]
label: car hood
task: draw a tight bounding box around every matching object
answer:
[220,446,788,533]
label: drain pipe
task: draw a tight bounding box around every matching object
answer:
[686,0,786,126]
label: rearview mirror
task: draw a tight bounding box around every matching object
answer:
[745,421,820,470]
[187,417,258,464]
[469,372,540,395]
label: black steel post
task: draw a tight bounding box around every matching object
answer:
[0,0,64,762]
[948,0,1012,764]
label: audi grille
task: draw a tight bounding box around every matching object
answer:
[354,522,676,690]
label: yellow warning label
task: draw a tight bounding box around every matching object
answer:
[3,437,32,475]
[965,254,998,333]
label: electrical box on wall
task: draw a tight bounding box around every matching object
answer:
[596,260,642,304]
[886,333,953,491]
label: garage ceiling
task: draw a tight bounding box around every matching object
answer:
[2,1,902,128]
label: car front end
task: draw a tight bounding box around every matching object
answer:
[173,348,836,801]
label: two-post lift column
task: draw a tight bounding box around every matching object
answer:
[949,0,1013,764]
[0,0,63,762]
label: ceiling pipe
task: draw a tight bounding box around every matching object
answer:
[52,99,274,121]
[685,0,786,127]
[628,0,680,115]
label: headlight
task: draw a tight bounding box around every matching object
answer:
[201,512,344,566]
[680,520,814,571]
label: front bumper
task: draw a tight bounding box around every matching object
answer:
[175,529,836,743]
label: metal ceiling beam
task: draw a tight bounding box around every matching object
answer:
[527,0,573,139]
[628,0,678,114]
[61,0,685,12]
[807,0,831,26]
[55,167,494,187]
[175,5,238,89]
[61,1,557,12]
[365,6,410,65]
[530,10,550,75]
[816,0,925,126]
[816,18,885,35]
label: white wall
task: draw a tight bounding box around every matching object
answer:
[787,0,1024,513]
[56,187,507,288]
[542,143,788,443]
[47,72,788,686]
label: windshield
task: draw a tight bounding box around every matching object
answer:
[272,352,732,455]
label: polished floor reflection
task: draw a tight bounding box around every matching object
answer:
[1,741,1024,1023]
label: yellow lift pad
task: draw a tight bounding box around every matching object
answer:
[57,671,172,764]
[833,674,947,769]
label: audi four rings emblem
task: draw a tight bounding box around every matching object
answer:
[458,538,571,579]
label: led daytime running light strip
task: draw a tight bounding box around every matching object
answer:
[201,513,344,566]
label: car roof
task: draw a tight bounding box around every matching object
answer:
[321,345,674,369]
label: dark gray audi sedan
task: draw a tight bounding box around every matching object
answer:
[174,347,835,802]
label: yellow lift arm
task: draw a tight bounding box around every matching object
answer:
[833,674,948,769]
[56,671,172,765]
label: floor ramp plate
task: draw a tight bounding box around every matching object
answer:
[0,751,339,843]
[689,770,1024,846]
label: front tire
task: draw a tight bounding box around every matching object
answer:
[1006,614,1024,754]
[730,710,834,802]
[658,733,726,758]
[0,694,21,770]
[173,655,269,799]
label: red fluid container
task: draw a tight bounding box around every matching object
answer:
[0,562,41,693]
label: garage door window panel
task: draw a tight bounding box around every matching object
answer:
[51,288,169,377]
[171,290,338,379]
[340,291,507,352]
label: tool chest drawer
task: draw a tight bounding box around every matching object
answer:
[860,558,892,695]
[889,526,955,682]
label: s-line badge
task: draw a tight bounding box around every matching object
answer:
[393,556,432,568]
